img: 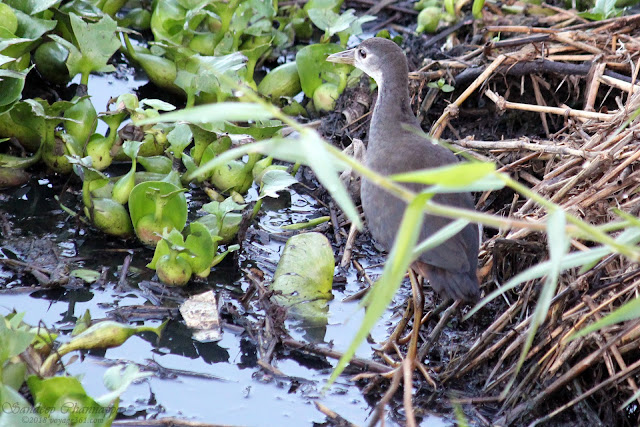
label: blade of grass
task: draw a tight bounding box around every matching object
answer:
[325,193,432,389]
[502,209,569,396]
[570,297,640,341]
[465,226,640,320]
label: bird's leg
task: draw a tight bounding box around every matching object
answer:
[401,269,424,427]
[368,367,403,427]
[420,297,453,326]
[417,300,461,362]
[377,295,413,352]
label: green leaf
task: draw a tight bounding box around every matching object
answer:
[128,181,188,238]
[392,162,496,187]
[136,102,275,125]
[70,269,101,283]
[167,123,193,158]
[50,13,120,84]
[28,376,87,409]
[281,216,331,231]
[139,98,176,111]
[259,169,298,199]
[327,193,431,388]
[271,232,334,323]
[4,0,59,14]
[0,315,35,364]
[412,218,470,259]
[296,43,351,97]
[571,297,640,340]
[466,226,640,320]
[190,133,361,229]
[122,140,143,160]
[183,222,216,277]
[471,0,485,19]
[95,364,152,406]
[0,384,34,425]
[0,68,29,113]
[509,209,568,392]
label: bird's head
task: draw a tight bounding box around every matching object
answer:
[326,37,407,84]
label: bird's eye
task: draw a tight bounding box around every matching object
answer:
[358,48,366,58]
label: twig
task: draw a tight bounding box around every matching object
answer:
[314,402,359,427]
[485,89,615,121]
[431,54,507,138]
[281,337,391,374]
[455,137,593,158]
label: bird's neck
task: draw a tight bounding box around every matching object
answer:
[369,71,419,149]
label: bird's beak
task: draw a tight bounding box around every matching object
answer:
[326,49,355,65]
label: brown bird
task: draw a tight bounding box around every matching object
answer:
[327,37,480,301]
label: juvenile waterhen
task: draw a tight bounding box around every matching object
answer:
[327,37,480,302]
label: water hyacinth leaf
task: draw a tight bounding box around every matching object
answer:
[139,98,176,112]
[49,14,120,85]
[0,68,29,111]
[40,320,167,374]
[0,384,32,425]
[86,197,134,237]
[184,51,247,99]
[271,232,334,323]
[167,123,193,158]
[147,228,184,269]
[70,269,101,284]
[4,0,59,14]
[0,317,34,363]
[95,364,153,407]
[27,376,88,409]
[138,155,173,174]
[296,43,351,97]
[204,196,247,217]
[328,193,431,387]
[4,11,57,58]
[259,169,298,199]
[123,140,143,160]
[199,197,246,243]
[128,181,188,246]
[308,8,375,42]
[188,140,295,180]
[112,140,143,204]
[510,209,569,391]
[0,54,14,68]
[308,8,353,35]
[136,102,275,126]
[3,360,26,391]
[183,222,216,277]
[257,62,302,99]
[72,309,92,337]
[392,162,496,187]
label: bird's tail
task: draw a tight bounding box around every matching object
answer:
[412,261,480,302]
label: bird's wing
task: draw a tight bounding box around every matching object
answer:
[367,133,479,274]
